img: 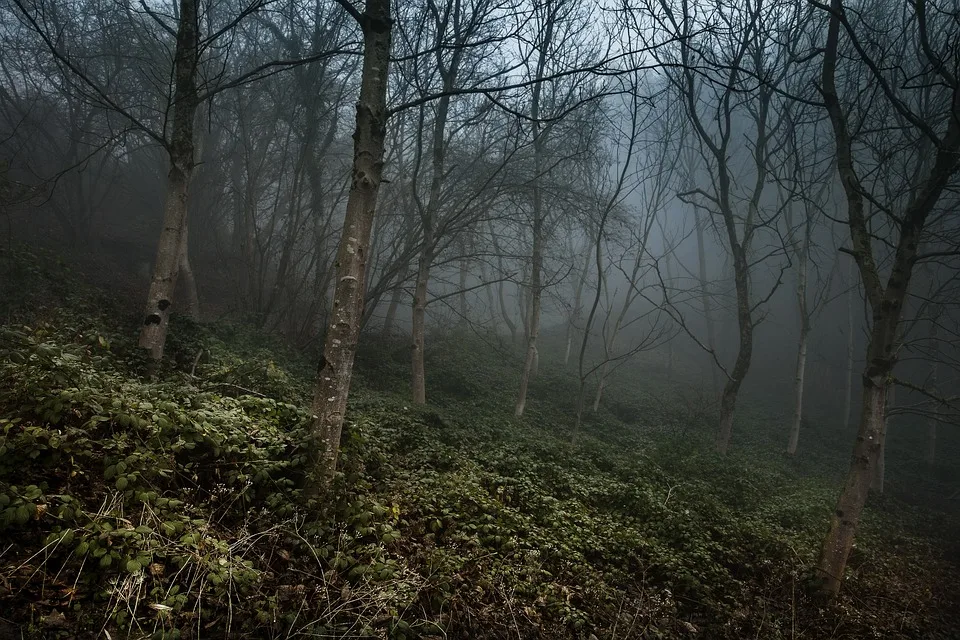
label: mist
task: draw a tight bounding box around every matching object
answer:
[1,0,959,637]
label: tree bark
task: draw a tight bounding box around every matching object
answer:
[381,262,408,337]
[138,0,199,360]
[515,11,553,417]
[842,262,856,430]
[411,241,432,404]
[515,212,543,416]
[716,247,752,454]
[178,225,200,320]
[564,246,591,366]
[872,384,893,494]
[816,374,888,594]
[694,198,720,398]
[814,0,960,595]
[307,0,392,488]
[786,322,809,456]
[926,312,939,466]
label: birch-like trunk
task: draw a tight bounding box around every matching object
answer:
[308,0,391,487]
[138,0,199,360]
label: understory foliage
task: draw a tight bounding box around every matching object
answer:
[0,249,958,638]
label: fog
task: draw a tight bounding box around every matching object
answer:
[1,0,960,634]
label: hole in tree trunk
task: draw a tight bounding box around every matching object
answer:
[144,314,162,326]
[158,299,171,311]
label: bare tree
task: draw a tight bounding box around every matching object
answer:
[638,0,795,452]
[814,0,960,596]
[307,0,392,488]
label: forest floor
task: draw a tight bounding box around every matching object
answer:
[1,247,959,639]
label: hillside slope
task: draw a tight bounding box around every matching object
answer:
[0,249,958,639]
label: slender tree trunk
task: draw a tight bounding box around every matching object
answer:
[926,315,939,466]
[178,225,200,319]
[480,260,499,333]
[816,374,888,594]
[381,262,408,336]
[307,0,391,488]
[458,237,469,323]
[694,206,719,398]
[514,9,554,417]
[842,264,856,430]
[138,0,199,360]
[716,248,752,454]
[786,322,809,456]
[411,241,432,404]
[564,247,591,366]
[872,384,893,494]
[515,215,543,416]
[664,249,675,382]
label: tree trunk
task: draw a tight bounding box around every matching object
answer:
[664,249,675,382]
[307,0,391,488]
[178,225,200,320]
[872,384,893,494]
[458,237,469,323]
[592,363,609,412]
[816,375,887,594]
[564,246,591,366]
[381,262,408,337]
[715,249,752,454]
[411,243,432,404]
[786,323,808,456]
[926,315,939,466]
[138,0,199,361]
[515,215,543,417]
[815,0,960,597]
[842,263,856,430]
[693,206,720,398]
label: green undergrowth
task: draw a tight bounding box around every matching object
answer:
[0,248,958,638]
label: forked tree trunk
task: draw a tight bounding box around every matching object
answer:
[515,215,543,416]
[410,67,455,404]
[814,0,960,595]
[514,10,553,417]
[307,0,391,488]
[138,0,199,360]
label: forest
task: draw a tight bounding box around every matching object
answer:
[0,0,959,637]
